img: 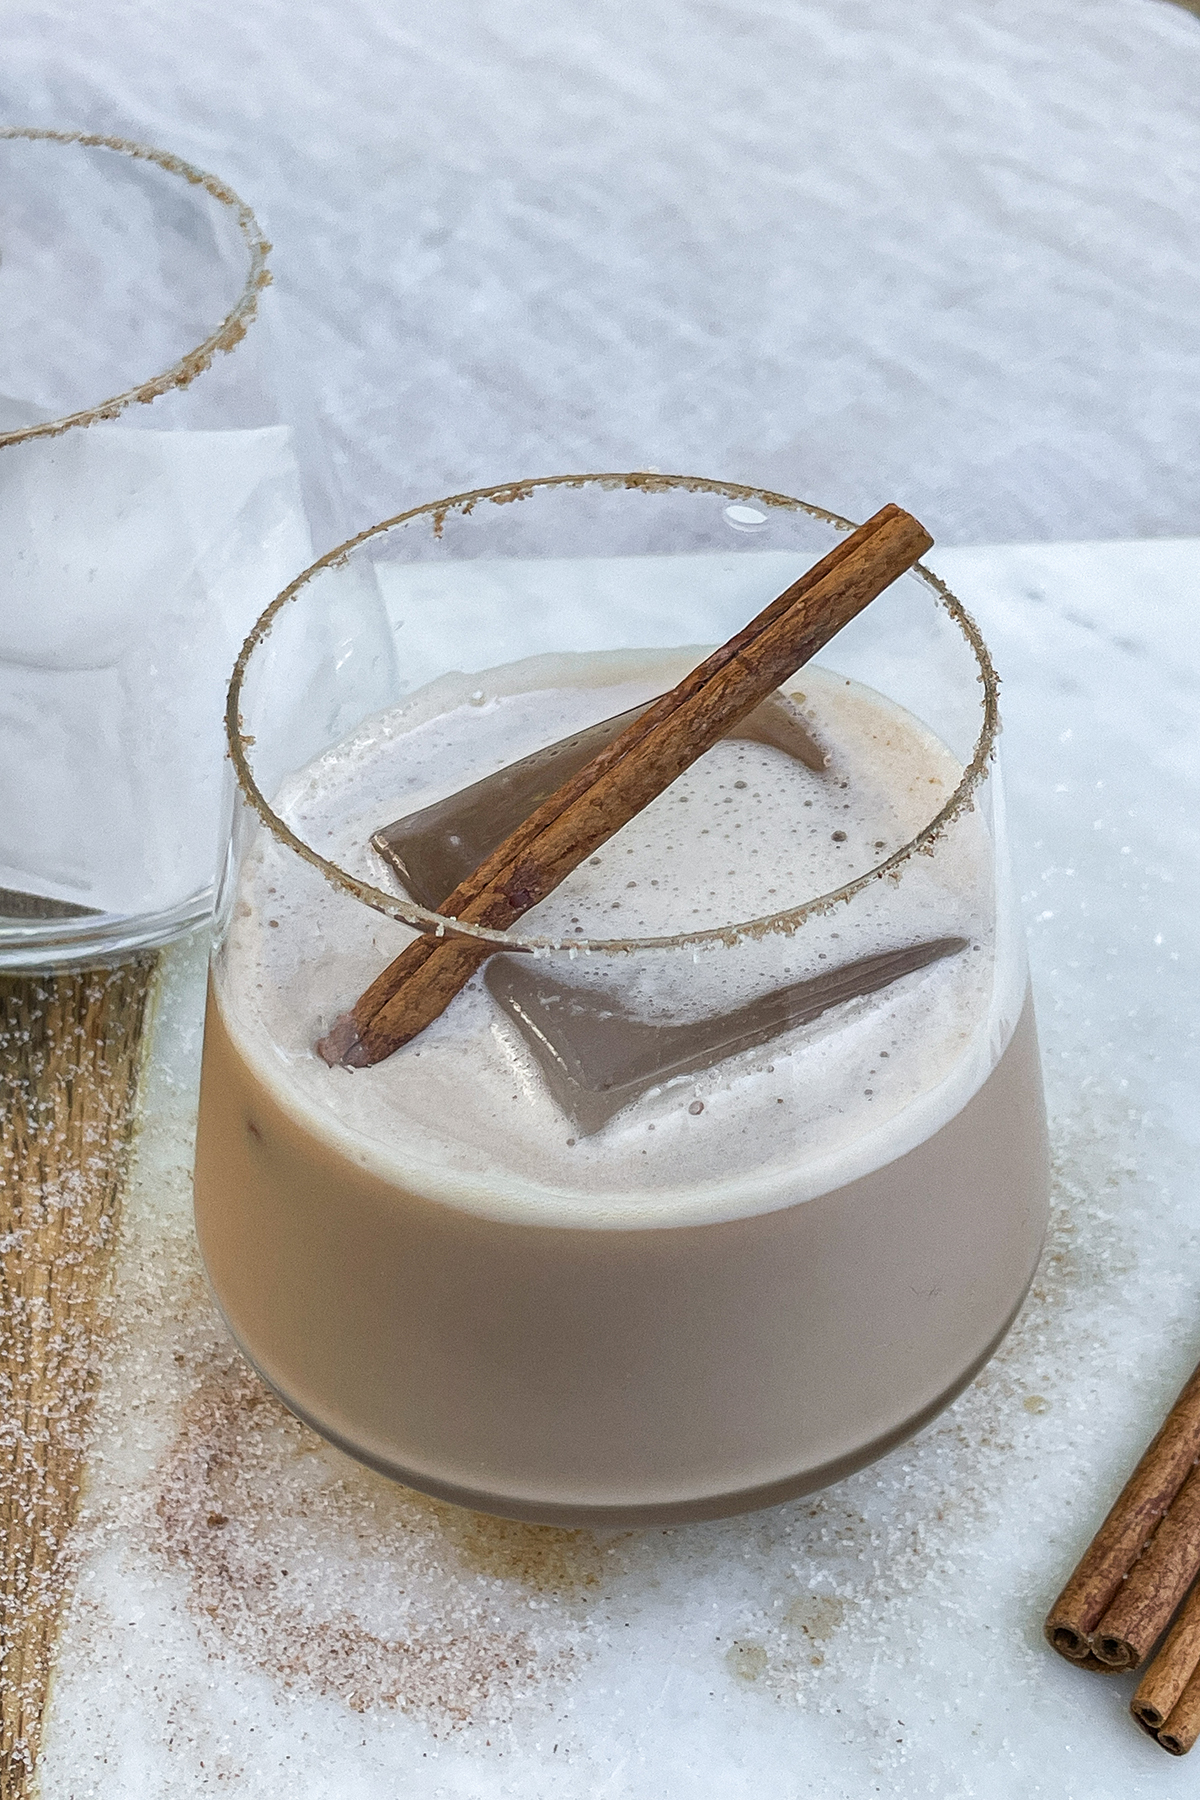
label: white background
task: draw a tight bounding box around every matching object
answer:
[3,0,1199,548]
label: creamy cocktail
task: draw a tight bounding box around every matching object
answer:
[194,476,1048,1525]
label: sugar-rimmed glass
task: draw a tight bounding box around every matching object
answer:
[0,128,312,967]
[197,474,1049,1525]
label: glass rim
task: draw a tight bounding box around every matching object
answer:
[226,472,1001,956]
[0,127,271,450]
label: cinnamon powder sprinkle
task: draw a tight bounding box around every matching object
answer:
[152,1355,598,1730]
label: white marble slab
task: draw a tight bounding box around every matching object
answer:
[34,536,1200,1797]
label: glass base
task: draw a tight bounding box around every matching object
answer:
[215,1276,1036,1528]
[0,883,214,970]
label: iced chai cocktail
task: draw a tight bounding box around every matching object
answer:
[195,476,1049,1526]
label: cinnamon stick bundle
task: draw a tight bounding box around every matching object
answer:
[1044,1359,1200,1666]
[318,503,932,1069]
[1132,1575,1200,1753]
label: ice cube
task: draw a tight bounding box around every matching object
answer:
[485,938,967,1134]
[372,692,826,911]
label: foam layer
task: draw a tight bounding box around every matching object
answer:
[216,652,1024,1226]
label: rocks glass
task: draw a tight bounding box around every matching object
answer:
[194,474,1048,1524]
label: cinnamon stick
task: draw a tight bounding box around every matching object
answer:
[1157,1681,1200,1758]
[321,502,906,1066]
[1044,1359,1200,1664]
[318,503,932,1069]
[1132,1575,1200,1745]
[1091,1461,1200,1670]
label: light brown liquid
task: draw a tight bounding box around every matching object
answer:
[193,981,1049,1526]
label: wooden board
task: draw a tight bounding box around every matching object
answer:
[0,957,157,1795]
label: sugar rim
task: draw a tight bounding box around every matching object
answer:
[226,473,1000,955]
[0,127,270,449]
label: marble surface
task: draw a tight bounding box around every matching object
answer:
[2,0,1200,549]
[33,535,1200,1797]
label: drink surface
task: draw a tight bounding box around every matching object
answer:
[218,648,1025,1228]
